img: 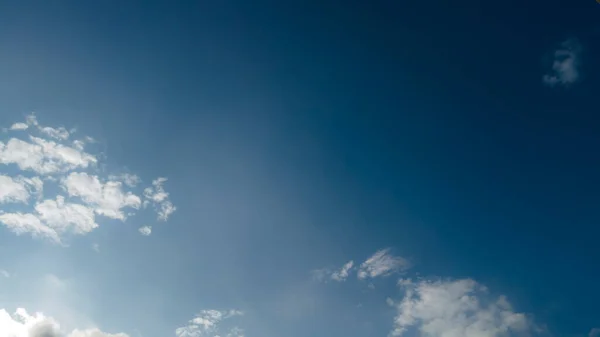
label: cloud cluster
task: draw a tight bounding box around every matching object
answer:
[143,177,176,221]
[175,309,244,337]
[543,38,582,87]
[0,308,128,337]
[313,248,410,283]
[387,278,536,337]
[0,114,176,243]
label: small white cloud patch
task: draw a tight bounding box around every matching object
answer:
[62,172,141,220]
[357,248,411,280]
[176,309,244,337]
[331,260,354,282]
[138,226,152,236]
[543,38,582,87]
[9,123,28,131]
[143,177,176,221]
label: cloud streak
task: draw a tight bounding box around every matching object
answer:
[175,309,244,337]
[357,248,411,280]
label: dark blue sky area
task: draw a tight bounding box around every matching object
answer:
[0,0,598,335]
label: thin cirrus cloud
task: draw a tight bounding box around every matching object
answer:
[0,114,176,244]
[0,308,128,337]
[543,38,582,87]
[357,248,411,280]
[387,278,537,337]
[175,309,245,337]
[312,248,410,282]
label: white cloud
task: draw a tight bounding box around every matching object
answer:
[331,260,354,282]
[388,278,535,337]
[0,175,31,204]
[138,226,152,236]
[0,308,128,337]
[357,248,411,280]
[39,126,70,140]
[35,196,98,235]
[9,123,28,131]
[109,173,141,187]
[0,212,60,243]
[543,38,582,87]
[0,270,9,278]
[311,260,354,282]
[0,115,176,243]
[590,328,600,337]
[0,137,97,175]
[62,172,141,220]
[176,310,244,337]
[143,177,176,221]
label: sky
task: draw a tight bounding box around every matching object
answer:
[0,0,598,336]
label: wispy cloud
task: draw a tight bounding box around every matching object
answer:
[0,114,177,243]
[311,260,354,282]
[357,248,411,280]
[590,328,600,337]
[176,309,244,337]
[331,260,354,282]
[543,38,582,87]
[143,177,176,221]
[388,278,537,337]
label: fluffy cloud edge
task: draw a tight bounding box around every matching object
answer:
[0,308,129,337]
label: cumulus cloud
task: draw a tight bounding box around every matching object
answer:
[62,172,141,220]
[388,278,536,337]
[0,308,128,337]
[0,137,97,175]
[0,175,32,204]
[138,226,152,236]
[9,123,28,131]
[143,177,176,221]
[357,248,411,280]
[543,38,582,87]
[175,309,244,337]
[0,212,61,243]
[35,196,98,234]
[0,114,177,243]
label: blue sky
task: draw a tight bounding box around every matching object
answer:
[0,1,598,336]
